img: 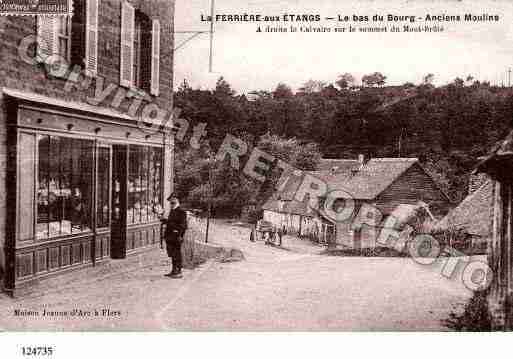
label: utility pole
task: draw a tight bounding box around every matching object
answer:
[398,127,405,157]
[209,0,215,72]
[205,155,215,243]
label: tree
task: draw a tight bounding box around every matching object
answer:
[423,73,435,85]
[336,73,355,90]
[257,133,322,202]
[299,79,327,94]
[273,83,294,99]
[453,77,465,87]
[361,72,386,87]
[214,76,236,97]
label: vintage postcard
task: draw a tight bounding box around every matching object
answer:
[0,0,512,355]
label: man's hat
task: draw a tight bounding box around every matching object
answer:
[167,193,179,201]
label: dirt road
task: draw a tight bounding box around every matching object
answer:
[0,220,473,331]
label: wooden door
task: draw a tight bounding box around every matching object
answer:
[111,144,128,259]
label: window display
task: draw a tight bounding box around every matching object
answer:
[128,145,163,224]
[37,135,93,239]
[35,137,162,238]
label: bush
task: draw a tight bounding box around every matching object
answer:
[444,291,492,331]
[428,225,472,251]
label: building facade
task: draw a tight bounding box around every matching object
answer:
[0,0,175,295]
[476,130,513,330]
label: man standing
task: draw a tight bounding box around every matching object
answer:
[162,194,187,278]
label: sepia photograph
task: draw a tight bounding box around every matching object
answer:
[0,0,512,355]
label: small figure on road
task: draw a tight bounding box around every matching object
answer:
[162,193,187,278]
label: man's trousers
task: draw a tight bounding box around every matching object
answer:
[165,239,183,272]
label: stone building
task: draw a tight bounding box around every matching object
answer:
[0,0,175,295]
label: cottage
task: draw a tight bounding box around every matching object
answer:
[262,176,319,238]
[475,130,513,329]
[436,180,493,249]
[262,156,451,248]
[0,0,175,295]
[313,156,451,248]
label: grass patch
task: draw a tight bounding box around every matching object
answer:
[321,247,409,257]
[444,291,492,331]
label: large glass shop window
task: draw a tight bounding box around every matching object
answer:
[37,136,93,239]
[128,145,163,224]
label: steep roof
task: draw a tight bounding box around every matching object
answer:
[275,175,303,201]
[436,181,493,237]
[262,157,427,215]
[262,175,314,216]
[317,159,359,173]
[261,198,314,217]
[312,158,419,199]
[475,130,513,174]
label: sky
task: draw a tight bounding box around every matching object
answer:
[173,0,513,93]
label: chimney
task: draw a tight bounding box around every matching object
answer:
[358,154,364,165]
[358,153,366,171]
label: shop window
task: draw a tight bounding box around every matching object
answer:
[37,136,93,239]
[127,145,163,224]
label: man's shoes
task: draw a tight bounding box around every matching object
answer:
[170,271,183,278]
[164,271,174,277]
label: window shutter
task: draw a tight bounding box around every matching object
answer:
[70,0,86,66]
[120,1,135,87]
[150,19,160,96]
[37,16,58,61]
[85,0,99,76]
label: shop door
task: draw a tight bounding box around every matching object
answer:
[95,144,113,261]
[111,144,128,259]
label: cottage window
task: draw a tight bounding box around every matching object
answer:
[36,136,94,239]
[127,145,163,224]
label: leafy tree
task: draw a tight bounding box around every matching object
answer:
[362,72,386,87]
[299,79,327,94]
[336,73,355,89]
[273,83,294,99]
[214,76,236,97]
[423,73,435,85]
[174,72,513,213]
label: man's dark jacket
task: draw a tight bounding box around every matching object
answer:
[164,207,187,242]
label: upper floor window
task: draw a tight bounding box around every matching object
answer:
[37,0,98,76]
[120,2,160,95]
[132,11,151,90]
[56,16,71,61]
[36,0,160,94]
